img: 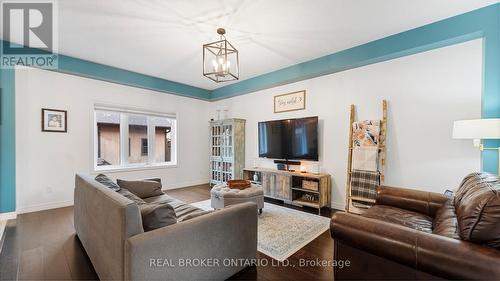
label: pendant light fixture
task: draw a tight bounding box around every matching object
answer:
[203,28,239,82]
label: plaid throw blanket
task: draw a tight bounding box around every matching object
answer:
[351,170,380,200]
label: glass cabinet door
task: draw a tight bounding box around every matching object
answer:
[221,161,233,182]
[220,123,233,159]
[211,124,223,157]
[211,160,221,183]
[210,121,238,184]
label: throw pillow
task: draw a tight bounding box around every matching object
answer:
[117,188,146,205]
[139,202,177,231]
[145,178,162,184]
[95,174,120,191]
[117,179,164,199]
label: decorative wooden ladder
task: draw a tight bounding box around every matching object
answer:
[345,100,388,214]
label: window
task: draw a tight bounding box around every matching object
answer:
[96,111,120,166]
[141,138,148,156]
[95,107,176,170]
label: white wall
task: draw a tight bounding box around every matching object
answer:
[211,39,483,210]
[15,68,211,214]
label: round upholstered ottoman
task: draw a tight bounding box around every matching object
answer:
[211,183,264,214]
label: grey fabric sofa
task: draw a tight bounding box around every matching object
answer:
[74,174,258,281]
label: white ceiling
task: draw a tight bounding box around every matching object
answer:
[3,0,498,90]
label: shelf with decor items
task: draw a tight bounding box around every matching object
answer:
[209,119,245,185]
[243,167,331,214]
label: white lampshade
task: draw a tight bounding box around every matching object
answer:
[452,119,500,139]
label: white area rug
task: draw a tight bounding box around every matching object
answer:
[191,200,331,261]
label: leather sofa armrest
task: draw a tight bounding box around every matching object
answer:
[330,212,500,280]
[376,185,448,216]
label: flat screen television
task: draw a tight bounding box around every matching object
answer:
[258,116,318,161]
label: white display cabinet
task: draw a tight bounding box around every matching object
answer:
[209,119,245,185]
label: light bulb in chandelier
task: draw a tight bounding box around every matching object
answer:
[212,57,231,76]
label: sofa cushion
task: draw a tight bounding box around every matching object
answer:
[117,179,164,199]
[179,210,214,222]
[143,194,177,204]
[139,202,177,231]
[363,205,433,233]
[114,187,176,231]
[117,188,145,205]
[454,172,500,248]
[95,174,121,191]
[143,194,206,221]
[432,199,459,239]
[95,174,145,205]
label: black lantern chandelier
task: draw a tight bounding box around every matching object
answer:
[203,28,239,83]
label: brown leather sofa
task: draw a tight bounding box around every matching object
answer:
[330,172,500,280]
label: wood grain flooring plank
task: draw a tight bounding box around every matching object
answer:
[18,247,44,280]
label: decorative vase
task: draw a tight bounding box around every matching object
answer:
[311,163,320,174]
[253,173,259,182]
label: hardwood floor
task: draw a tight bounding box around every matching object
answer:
[167,184,214,204]
[0,184,335,281]
[0,207,97,281]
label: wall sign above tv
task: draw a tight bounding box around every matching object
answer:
[274,90,306,113]
[258,116,318,161]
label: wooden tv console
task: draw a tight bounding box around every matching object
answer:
[243,167,331,214]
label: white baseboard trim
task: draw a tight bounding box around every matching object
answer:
[13,181,208,215]
[0,211,17,220]
[331,201,346,211]
[163,180,209,190]
[16,200,74,215]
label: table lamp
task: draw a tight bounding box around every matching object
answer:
[452,118,500,174]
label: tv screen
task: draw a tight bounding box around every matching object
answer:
[290,117,318,160]
[258,116,318,161]
[258,120,285,159]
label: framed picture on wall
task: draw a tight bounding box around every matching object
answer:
[42,108,67,132]
[274,90,306,113]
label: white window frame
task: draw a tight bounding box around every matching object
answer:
[93,105,177,172]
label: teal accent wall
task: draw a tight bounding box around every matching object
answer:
[0,68,16,213]
[58,55,211,100]
[1,4,499,213]
[482,4,500,174]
